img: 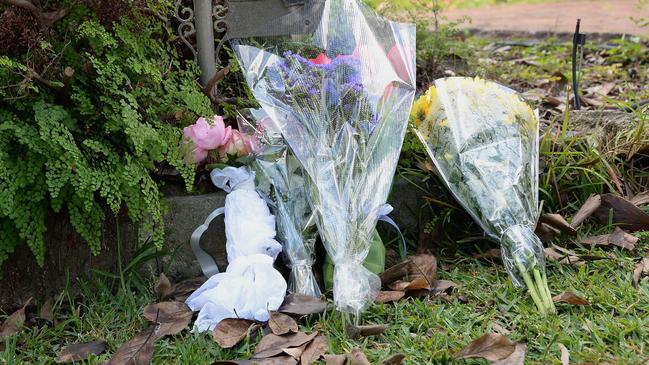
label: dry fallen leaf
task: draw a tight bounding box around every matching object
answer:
[632,257,649,288]
[455,333,517,362]
[350,348,371,365]
[605,165,624,195]
[431,280,457,294]
[143,301,192,336]
[279,295,329,316]
[380,254,437,291]
[552,291,590,306]
[585,81,616,97]
[213,357,297,364]
[570,195,602,229]
[492,343,527,365]
[155,273,173,301]
[268,311,298,335]
[629,191,649,207]
[346,324,388,339]
[265,357,299,365]
[582,227,639,251]
[253,331,318,359]
[536,222,561,242]
[0,298,31,338]
[545,247,585,267]
[388,280,410,291]
[283,343,308,360]
[608,228,640,250]
[40,297,55,323]
[323,354,348,365]
[380,354,405,365]
[106,326,158,365]
[403,254,438,290]
[592,194,649,232]
[544,95,564,107]
[558,343,570,365]
[58,340,107,363]
[375,291,405,303]
[170,276,206,302]
[213,318,256,349]
[300,335,328,365]
[539,214,577,236]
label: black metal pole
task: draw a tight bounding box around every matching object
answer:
[571,19,582,110]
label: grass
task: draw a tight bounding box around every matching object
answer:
[2,225,649,364]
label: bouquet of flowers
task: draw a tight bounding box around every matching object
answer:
[412,77,555,314]
[238,109,321,297]
[232,0,416,314]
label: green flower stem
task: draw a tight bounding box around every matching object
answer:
[518,261,547,315]
[538,269,556,313]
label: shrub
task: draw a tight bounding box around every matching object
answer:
[0,1,212,268]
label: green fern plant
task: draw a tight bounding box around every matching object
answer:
[0,4,211,268]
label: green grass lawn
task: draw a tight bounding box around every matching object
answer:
[2,229,648,364]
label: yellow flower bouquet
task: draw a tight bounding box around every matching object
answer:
[413,77,555,314]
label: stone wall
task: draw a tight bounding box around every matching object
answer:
[1,179,431,311]
[0,209,136,309]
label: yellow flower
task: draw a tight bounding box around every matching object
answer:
[410,85,438,125]
[410,97,428,125]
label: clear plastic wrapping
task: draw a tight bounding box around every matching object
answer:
[232,0,416,314]
[238,109,321,297]
[412,77,555,314]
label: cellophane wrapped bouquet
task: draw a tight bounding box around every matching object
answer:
[238,109,321,297]
[232,0,416,314]
[412,77,555,314]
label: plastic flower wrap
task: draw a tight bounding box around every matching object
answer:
[412,77,555,314]
[232,0,416,314]
[238,108,321,297]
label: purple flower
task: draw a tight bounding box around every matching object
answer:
[273,50,377,134]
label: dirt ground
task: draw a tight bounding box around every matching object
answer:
[443,0,649,36]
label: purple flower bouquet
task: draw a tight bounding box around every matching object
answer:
[232,0,416,315]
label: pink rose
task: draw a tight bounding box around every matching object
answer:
[218,130,257,159]
[183,115,232,164]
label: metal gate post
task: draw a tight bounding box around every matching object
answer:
[193,0,216,86]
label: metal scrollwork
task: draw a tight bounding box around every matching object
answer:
[213,1,229,34]
[174,0,198,61]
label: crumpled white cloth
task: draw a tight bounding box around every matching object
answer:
[186,254,287,332]
[211,167,283,262]
[187,166,287,332]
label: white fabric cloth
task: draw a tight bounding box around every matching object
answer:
[187,166,287,332]
[186,254,287,332]
[211,167,283,262]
